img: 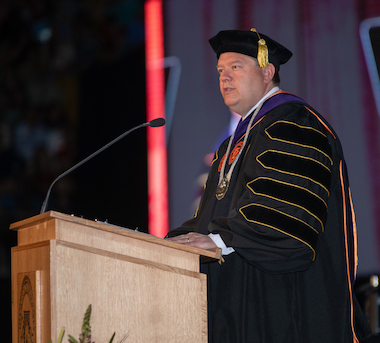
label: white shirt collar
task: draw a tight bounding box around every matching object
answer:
[243,86,280,120]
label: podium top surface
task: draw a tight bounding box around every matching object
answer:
[10,211,222,262]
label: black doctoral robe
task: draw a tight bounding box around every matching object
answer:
[167,92,371,343]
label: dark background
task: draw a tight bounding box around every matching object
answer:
[0,1,147,341]
[370,27,380,77]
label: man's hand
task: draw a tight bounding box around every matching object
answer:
[166,232,217,250]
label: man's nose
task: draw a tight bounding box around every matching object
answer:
[220,70,232,82]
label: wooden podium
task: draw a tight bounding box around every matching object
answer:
[10,211,221,343]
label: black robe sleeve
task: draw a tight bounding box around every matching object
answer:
[174,103,338,274]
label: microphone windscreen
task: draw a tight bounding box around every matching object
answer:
[149,118,166,127]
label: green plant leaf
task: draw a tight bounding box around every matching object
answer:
[57,327,65,343]
[46,305,125,343]
[68,334,79,343]
[81,304,92,343]
[108,332,116,343]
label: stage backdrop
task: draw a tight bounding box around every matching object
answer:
[164,0,380,276]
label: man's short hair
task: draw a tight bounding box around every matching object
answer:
[273,69,281,85]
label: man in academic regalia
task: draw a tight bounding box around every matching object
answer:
[166,28,371,343]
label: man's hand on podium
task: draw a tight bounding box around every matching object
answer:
[166,232,217,250]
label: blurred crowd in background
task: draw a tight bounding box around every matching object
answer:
[0,0,145,339]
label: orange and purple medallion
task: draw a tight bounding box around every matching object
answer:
[229,141,244,164]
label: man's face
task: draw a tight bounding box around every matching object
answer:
[217,52,271,116]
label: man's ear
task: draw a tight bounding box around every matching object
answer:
[263,63,275,84]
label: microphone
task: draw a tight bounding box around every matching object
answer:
[40,118,166,214]
[149,117,165,127]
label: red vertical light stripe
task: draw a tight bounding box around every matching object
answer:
[144,0,168,237]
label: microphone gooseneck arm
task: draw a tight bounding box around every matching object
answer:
[40,118,165,214]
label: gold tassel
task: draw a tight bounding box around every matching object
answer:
[251,28,269,68]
